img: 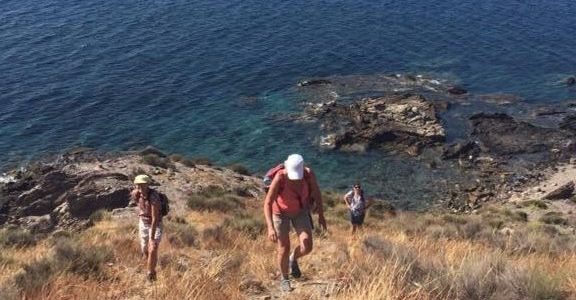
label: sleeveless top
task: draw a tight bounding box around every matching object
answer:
[272,169,311,216]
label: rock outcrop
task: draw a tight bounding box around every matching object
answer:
[0,152,263,232]
[305,94,445,155]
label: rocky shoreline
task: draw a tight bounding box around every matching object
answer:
[292,74,576,211]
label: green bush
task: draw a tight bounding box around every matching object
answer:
[227,163,251,175]
[169,154,196,168]
[191,157,213,166]
[88,209,112,224]
[540,212,568,225]
[521,200,548,209]
[187,195,242,212]
[223,214,265,239]
[141,154,174,169]
[169,154,185,162]
[14,258,55,292]
[52,239,114,279]
[167,222,197,247]
[369,200,396,219]
[0,229,37,248]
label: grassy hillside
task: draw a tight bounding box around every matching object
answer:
[1,188,575,299]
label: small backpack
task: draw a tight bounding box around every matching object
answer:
[150,189,170,217]
[263,163,285,190]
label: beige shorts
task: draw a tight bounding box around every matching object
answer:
[139,219,162,255]
[273,210,313,240]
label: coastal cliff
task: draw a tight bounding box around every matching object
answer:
[0,148,575,299]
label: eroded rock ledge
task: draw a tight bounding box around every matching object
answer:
[304,93,445,155]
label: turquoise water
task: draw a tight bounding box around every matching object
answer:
[1,0,575,208]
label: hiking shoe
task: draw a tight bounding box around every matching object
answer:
[280,278,293,292]
[289,257,301,279]
[147,271,157,282]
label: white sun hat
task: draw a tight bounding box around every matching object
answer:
[284,154,304,180]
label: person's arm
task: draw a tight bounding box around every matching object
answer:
[129,189,139,207]
[343,191,352,209]
[264,173,281,242]
[307,169,327,231]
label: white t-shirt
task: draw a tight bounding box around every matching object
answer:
[345,190,366,214]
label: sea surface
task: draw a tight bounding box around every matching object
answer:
[1,0,575,208]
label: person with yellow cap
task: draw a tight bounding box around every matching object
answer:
[131,174,163,282]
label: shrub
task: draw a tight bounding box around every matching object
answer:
[0,229,37,248]
[169,154,184,162]
[228,163,251,175]
[191,157,213,166]
[369,200,396,219]
[442,214,468,225]
[502,209,528,222]
[52,239,114,279]
[130,167,148,181]
[321,191,341,209]
[540,212,568,225]
[88,209,112,224]
[201,225,229,248]
[14,258,55,292]
[170,154,196,168]
[167,222,197,247]
[521,200,548,209]
[223,214,265,239]
[141,154,174,169]
[187,195,242,212]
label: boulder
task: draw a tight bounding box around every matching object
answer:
[566,77,576,86]
[20,214,55,233]
[543,181,575,200]
[447,86,468,95]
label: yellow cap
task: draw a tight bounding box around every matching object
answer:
[134,174,151,184]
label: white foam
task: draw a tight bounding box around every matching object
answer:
[0,174,15,184]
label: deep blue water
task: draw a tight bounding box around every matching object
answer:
[1,0,575,208]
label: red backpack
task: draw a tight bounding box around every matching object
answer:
[263,164,314,213]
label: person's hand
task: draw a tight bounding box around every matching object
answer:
[267,226,278,243]
[318,215,328,232]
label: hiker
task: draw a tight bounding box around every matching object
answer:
[131,174,163,282]
[343,183,373,234]
[263,154,327,292]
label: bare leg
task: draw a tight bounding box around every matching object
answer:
[292,229,313,260]
[147,241,158,275]
[277,235,291,279]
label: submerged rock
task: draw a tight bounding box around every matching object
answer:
[297,79,332,87]
[447,86,468,95]
[469,113,571,156]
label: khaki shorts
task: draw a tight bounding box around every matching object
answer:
[139,219,162,255]
[273,210,313,240]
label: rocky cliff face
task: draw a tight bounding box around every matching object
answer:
[0,151,263,233]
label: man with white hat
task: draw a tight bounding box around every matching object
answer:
[263,154,327,292]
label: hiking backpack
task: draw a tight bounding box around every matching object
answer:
[149,189,170,217]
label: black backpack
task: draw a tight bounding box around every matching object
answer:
[151,189,170,217]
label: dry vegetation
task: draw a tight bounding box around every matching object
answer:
[1,190,575,300]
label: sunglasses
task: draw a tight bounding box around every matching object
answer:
[354,186,361,189]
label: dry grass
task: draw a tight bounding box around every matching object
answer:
[0,196,575,300]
